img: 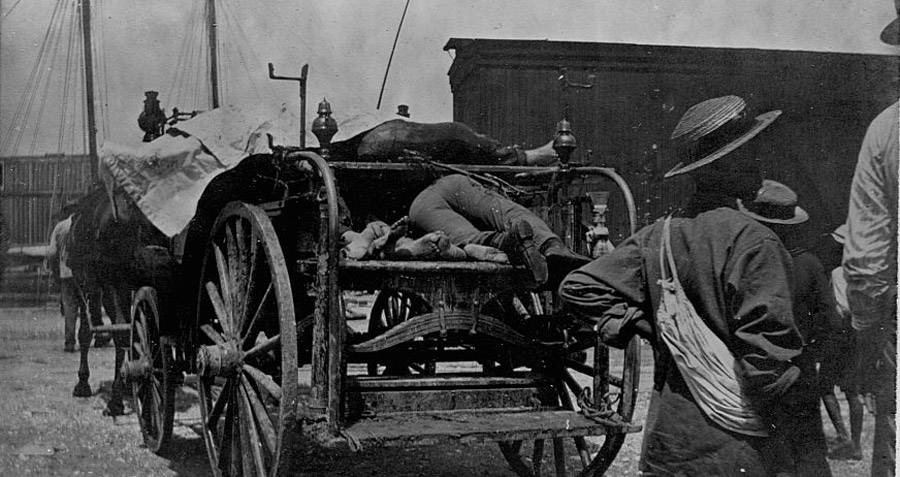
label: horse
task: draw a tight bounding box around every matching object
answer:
[67,182,169,415]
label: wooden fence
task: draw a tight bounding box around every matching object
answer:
[1,155,95,247]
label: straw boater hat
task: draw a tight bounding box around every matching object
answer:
[881,0,900,45]
[737,179,809,225]
[664,95,782,178]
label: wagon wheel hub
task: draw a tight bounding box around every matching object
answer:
[121,358,152,381]
[196,342,244,378]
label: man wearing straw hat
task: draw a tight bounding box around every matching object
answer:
[842,4,900,475]
[738,179,835,475]
[558,95,805,475]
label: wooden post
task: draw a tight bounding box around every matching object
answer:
[206,0,220,109]
[79,0,98,180]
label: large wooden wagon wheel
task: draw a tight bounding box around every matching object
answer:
[366,290,435,376]
[499,323,642,476]
[128,286,175,454]
[195,202,299,477]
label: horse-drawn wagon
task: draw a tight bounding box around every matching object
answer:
[99,94,643,476]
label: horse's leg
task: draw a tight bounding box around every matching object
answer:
[74,344,93,397]
[72,279,93,397]
[105,284,130,416]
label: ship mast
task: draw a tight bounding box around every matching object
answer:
[207,0,220,109]
[80,0,99,179]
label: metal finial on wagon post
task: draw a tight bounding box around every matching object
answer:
[312,98,338,158]
[268,62,309,148]
[553,118,577,167]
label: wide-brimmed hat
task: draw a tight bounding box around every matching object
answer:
[737,179,809,225]
[882,0,900,45]
[664,95,781,178]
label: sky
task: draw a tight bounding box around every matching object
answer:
[1,0,897,154]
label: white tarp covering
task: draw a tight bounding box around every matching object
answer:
[100,104,400,237]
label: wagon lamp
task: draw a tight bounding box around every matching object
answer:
[312,98,338,158]
[553,118,577,167]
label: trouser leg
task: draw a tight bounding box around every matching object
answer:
[409,176,492,246]
[411,175,559,249]
[846,391,864,449]
[61,279,78,347]
[871,322,896,477]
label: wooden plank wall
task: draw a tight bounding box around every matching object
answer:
[445,39,899,245]
[1,155,93,246]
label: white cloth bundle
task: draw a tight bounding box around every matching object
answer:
[656,217,769,437]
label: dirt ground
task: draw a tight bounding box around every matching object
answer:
[0,306,875,476]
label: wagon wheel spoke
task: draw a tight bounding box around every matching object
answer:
[213,244,234,337]
[243,363,283,401]
[220,388,238,476]
[241,374,277,454]
[244,224,260,310]
[239,376,269,475]
[201,324,226,346]
[244,332,279,360]
[132,340,145,358]
[206,379,232,432]
[133,319,148,352]
[241,281,272,351]
[238,396,254,476]
[205,282,231,337]
[225,221,244,328]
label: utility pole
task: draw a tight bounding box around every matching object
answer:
[80,0,98,179]
[207,0,220,109]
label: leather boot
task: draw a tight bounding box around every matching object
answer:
[498,220,547,285]
[542,241,591,289]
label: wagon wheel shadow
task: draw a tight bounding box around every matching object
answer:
[94,379,212,476]
[166,382,213,476]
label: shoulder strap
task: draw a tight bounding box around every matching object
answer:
[658,216,683,288]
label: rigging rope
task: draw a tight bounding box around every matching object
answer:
[1,0,23,18]
[0,0,66,154]
[57,0,78,153]
[24,0,69,155]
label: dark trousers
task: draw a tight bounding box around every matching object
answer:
[858,322,897,477]
[777,356,831,477]
[409,175,558,249]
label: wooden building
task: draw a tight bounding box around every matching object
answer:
[1,154,93,246]
[444,38,898,242]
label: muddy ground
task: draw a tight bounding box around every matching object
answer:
[0,306,874,476]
